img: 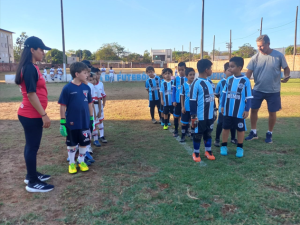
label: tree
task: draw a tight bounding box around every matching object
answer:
[75,50,83,60]
[111,43,125,58]
[203,55,211,60]
[285,45,300,55]
[66,49,76,57]
[142,50,152,63]
[94,44,120,60]
[232,43,256,58]
[82,50,93,60]
[16,32,28,53]
[45,49,64,64]
[210,49,221,56]
[126,53,141,62]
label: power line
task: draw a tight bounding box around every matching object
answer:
[264,20,294,30]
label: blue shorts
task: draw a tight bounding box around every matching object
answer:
[251,90,281,112]
[181,111,191,124]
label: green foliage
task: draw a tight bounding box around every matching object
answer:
[82,50,93,60]
[142,50,152,63]
[15,32,28,50]
[203,55,211,60]
[66,49,76,57]
[232,43,256,58]
[45,49,64,64]
[94,43,120,60]
[285,45,300,55]
[13,45,21,62]
[125,53,141,62]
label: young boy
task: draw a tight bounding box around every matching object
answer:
[172,62,187,137]
[220,57,252,158]
[58,62,94,174]
[50,66,55,81]
[145,66,161,124]
[94,68,107,143]
[190,59,217,162]
[101,65,106,76]
[160,68,174,130]
[43,68,48,82]
[109,67,115,83]
[57,66,63,81]
[159,72,165,126]
[180,67,195,142]
[214,62,237,147]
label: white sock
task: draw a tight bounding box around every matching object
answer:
[77,146,86,163]
[67,146,76,164]
[268,130,273,134]
[93,130,98,141]
[251,129,257,134]
[99,123,104,137]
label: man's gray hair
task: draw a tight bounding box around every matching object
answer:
[256,35,270,44]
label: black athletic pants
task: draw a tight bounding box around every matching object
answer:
[19,115,43,183]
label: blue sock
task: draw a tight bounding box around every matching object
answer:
[193,141,201,157]
[205,138,212,152]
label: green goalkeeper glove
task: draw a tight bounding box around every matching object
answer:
[60,119,68,137]
[90,116,94,128]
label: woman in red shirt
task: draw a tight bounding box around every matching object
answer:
[15,36,54,193]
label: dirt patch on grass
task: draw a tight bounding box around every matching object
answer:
[266,207,293,218]
[201,203,211,209]
[221,204,238,215]
[265,185,289,193]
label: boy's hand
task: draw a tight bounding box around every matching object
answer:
[97,112,101,118]
[182,107,186,114]
[161,100,164,106]
[60,119,67,137]
[191,115,198,128]
[281,76,290,83]
[242,111,249,119]
[213,108,218,121]
[221,107,224,114]
[173,102,177,107]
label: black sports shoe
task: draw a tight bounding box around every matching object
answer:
[214,139,220,147]
[24,172,51,184]
[180,137,186,142]
[26,181,54,193]
[100,136,108,143]
[173,131,178,137]
[245,130,258,141]
[231,139,238,145]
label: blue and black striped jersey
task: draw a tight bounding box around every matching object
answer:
[215,78,227,112]
[160,80,174,106]
[181,82,192,111]
[145,76,161,101]
[222,75,253,119]
[173,76,187,103]
[190,78,215,121]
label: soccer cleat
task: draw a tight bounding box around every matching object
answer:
[205,151,216,160]
[168,122,171,126]
[231,139,238,145]
[24,172,51,184]
[214,139,220,147]
[173,131,178,137]
[100,136,108,143]
[236,147,244,158]
[161,121,164,126]
[265,132,273,143]
[180,137,186,142]
[192,153,201,162]
[152,119,157,124]
[26,181,54,193]
[87,145,93,154]
[245,131,258,141]
[69,163,77,174]
[93,140,101,147]
[163,125,168,130]
[77,161,89,172]
[85,152,95,163]
[220,146,228,156]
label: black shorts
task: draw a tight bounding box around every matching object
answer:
[195,119,214,134]
[181,111,191,124]
[149,99,160,108]
[173,103,182,117]
[66,128,91,147]
[159,103,164,113]
[163,105,174,114]
[223,116,246,132]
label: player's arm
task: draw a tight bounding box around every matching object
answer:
[243,79,253,119]
[190,83,198,127]
[245,69,253,79]
[160,92,164,106]
[97,98,102,118]
[181,94,186,114]
[172,80,177,106]
[281,66,291,83]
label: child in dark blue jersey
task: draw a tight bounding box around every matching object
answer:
[160,68,174,130]
[172,62,187,137]
[220,57,253,158]
[180,67,195,142]
[190,59,217,162]
[145,66,161,124]
[58,62,94,174]
[214,62,237,147]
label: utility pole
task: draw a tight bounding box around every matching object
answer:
[213,35,215,61]
[60,0,67,82]
[200,0,205,59]
[189,42,191,62]
[260,17,263,35]
[229,30,232,59]
[194,47,199,60]
[182,45,183,62]
[293,6,298,71]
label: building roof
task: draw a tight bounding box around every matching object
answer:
[0,28,15,33]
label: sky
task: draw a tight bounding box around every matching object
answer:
[0,0,299,55]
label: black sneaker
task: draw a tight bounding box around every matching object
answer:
[265,132,273,143]
[245,130,258,141]
[231,139,238,145]
[100,136,108,143]
[214,139,220,147]
[26,181,54,193]
[180,137,186,142]
[24,172,51,184]
[173,131,178,137]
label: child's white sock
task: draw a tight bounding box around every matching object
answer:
[99,123,104,137]
[67,146,76,164]
[77,147,86,163]
[268,130,273,134]
[93,130,98,141]
[251,129,257,134]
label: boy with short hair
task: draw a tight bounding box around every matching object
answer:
[159,72,165,126]
[50,66,55,81]
[214,62,237,147]
[172,62,187,137]
[109,67,115,83]
[160,68,174,130]
[190,59,217,162]
[220,57,252,158]
[57,66,63,81]
[145,66,161,124]
[58,62,94,174]
[43,68,48,82]
[180,67,195,142]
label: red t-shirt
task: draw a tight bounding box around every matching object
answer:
[18,63,48,118]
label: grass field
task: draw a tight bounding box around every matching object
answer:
[0,80,300,224]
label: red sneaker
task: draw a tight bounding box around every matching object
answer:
[192,153,201,162]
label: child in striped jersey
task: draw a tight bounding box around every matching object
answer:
[145,66,161,124]
[220,57,252,158]
[160,68,174,130]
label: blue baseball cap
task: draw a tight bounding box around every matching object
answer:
[24,36,51,50]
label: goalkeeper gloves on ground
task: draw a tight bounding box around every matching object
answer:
[60,119,67,137]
